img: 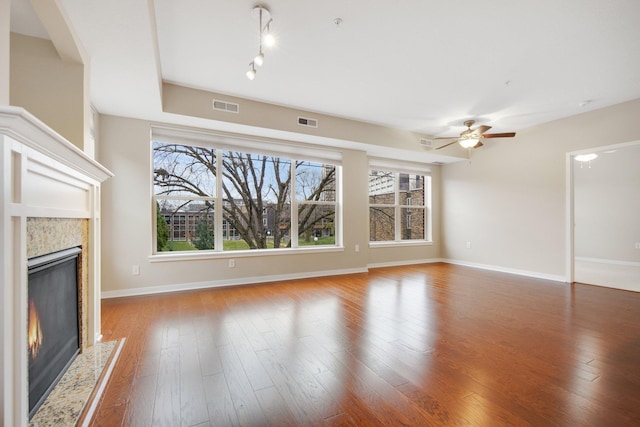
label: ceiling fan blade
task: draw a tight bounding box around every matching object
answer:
[433,136,458,140]
[473,141,484,148]
[473,125,491,136]
[482,132,516,139]
[434,140,460,150]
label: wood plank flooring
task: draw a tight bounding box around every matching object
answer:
[90,263,640,426]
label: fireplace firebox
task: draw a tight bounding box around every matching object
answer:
[27,247,82,419]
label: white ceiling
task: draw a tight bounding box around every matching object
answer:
[10,0,640,159]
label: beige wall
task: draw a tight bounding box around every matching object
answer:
[9,32,85,148]
[0,0,9,104]
[441,98,640,280]
[164,83,430,153]
[98,114,438,295]
[100,95,640,294]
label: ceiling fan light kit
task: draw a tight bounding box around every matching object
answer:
[459,137,480,149]
[246,5,274,80]
[433,120,516,151]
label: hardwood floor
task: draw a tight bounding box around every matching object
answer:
[90,263,640,426]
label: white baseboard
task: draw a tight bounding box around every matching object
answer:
[443,258,567,283]
[101,267,368,299]
[367,258,444,269]
[102,260,569,299]
[575,257,640,268]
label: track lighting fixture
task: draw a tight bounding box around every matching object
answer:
[246,5,275,80]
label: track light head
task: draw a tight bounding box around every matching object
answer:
[254,51,264,67]
[263,19,275,47]
[246,62,256,80]
[263,31,275,48]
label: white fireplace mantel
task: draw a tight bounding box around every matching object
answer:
[0,106,113,427]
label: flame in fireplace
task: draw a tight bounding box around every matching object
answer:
[28,298,43,360]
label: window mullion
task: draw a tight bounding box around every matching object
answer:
[290,162,298,248]
[335,166,343,247]
[395,174,400,241]
[395,204,401,241]
[152,195,158,254]
[426,176,432,241]
[215,149,223,251]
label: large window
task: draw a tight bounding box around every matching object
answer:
[368,167,430,243]
[153,136,340,254]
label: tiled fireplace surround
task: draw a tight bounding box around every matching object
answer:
[1,107,112,427]
[27,218,90,350]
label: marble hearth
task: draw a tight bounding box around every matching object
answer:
[1,106,113,427]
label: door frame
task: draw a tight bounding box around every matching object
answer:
[565,140,640,283]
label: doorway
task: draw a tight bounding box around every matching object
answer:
[567,141,640,291]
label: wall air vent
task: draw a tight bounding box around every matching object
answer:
[212,99,240,113]
[297,116,318,128]
[420,138,433,149]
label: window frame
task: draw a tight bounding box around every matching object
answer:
[368,160,432,246]
[150,127,343,261]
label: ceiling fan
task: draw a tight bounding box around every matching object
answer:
[434,120,516,150]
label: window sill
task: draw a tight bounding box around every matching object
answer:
[148,245,344,263]
[369,240,433,249]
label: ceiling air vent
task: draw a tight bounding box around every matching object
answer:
[420,138,433,149]
[297,116,318,128]
[212,99,239,113]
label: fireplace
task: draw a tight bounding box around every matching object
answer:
[27,247,82,419]
[1,107,113,426]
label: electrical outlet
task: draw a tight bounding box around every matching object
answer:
[635,242,640,249]
[132,265,140,275]
[355,244,360,252]
[228,259,235,268]
[466,241,472,249]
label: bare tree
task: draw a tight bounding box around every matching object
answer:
[296,164,336,243]
[153,143,335,249]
